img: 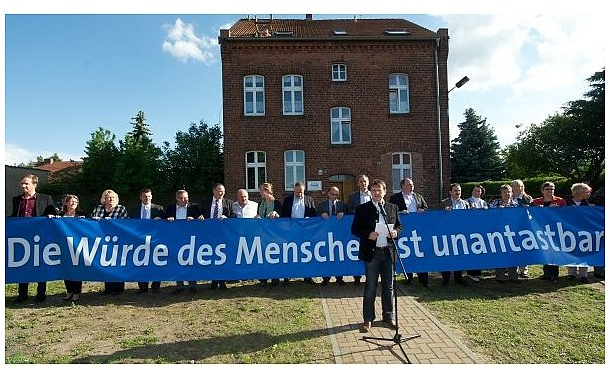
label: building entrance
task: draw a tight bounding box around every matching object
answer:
[327,174,356,205]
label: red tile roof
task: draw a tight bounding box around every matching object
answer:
[228,17,439,39]
[35,160,82,173]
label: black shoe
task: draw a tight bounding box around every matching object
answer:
[336,279,346,286]
[209,283,218,290]
[219,282,228,290]
[354,277,361,285]
[35,294,46,302]
[13,295,27,304]
[189,287,197,294]
[270,280,279,287]
[304,278,317,285]
[282,279,290,286]
[259,280,267,287]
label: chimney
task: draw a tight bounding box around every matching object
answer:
[44,157,54,164]
[305,14,312,21]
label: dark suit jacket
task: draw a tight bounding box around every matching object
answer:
[440,197,470,210]
[128,203,165,219]
[316,199,348,216]
[347,190,370,215]
[11,193,55,217]
[388,191,428,212]
[164,203,201,219]
[351,201,403,263]
[567,198,590,207]
[200,198,234,218]
[281,195,317,218]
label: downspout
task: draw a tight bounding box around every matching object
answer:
[434,37,443,201]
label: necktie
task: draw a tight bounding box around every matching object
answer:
[331,202,336,216]
[213,200,220,218]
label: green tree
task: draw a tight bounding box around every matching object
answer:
[130,111,152,142]
[161,120,224,194]
[78,127,120,195]
[113,112,162,196]
[505,70,605,186]
[450,108,505,183]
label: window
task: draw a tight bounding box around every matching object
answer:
[330,107,351,144]
[389,73,409,114]
[245,151,266,191]
[282,75,303,115]
[332,63,347,81]
[284,150,305,191]
[244,75,265,115]
[391,152,412,193]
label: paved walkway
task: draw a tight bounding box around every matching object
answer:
[318,277,482,364]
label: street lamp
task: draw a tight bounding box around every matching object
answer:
[448,76,470,93]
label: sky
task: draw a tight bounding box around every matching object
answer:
[2,1,607,165]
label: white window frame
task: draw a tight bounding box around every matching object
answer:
[282,75,304,115]
[332,63,347,81]
[389,73,410,114]
[244,75,265,116]
[245,151,267,191]
[284,150,305,191]
[330,107,352,144]
[391,152,412,193]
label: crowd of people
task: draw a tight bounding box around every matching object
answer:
[9,173,603,318]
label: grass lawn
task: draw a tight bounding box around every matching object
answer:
[4,265,605,364]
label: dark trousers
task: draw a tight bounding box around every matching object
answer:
[442,271,464,283]
[104,282,125,293]
[138,282,160,291]
[64,280,82,294]
[406,272,429,285]
[18,282,46,298]
[543,265,560,279]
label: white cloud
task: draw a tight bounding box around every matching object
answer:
[162,18,218,64]
[4,143,83,166]
[443,14,604,94]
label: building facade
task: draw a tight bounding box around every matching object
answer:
[219,16,450,206]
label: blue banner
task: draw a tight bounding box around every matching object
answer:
[4,206,604,283]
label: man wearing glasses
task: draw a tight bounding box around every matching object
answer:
[532,181,567,282]
[317,186,348,285]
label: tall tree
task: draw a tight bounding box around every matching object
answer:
[130,111,152,142]
[113,111,162,196]
[504,70,605,186]
[450,108,505,182]
[78,127,120,194]
[161,120,224,194]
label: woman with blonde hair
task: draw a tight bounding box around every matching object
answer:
[91,189,128,295]
[256,183,283,286]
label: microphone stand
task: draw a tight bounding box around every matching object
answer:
[362,203,421,364]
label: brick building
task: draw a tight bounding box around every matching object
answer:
[219,15,450,206]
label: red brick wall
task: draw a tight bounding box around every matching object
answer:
[220,33,450,207]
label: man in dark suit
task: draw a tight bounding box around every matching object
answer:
[11,174,56,303]
[317,186,348,285]
[129,187,165,293]
[346,174,371,285]
[165,189,201,293]
[351,179,403,333]
[440,183,470,286]
[388,178,430,287]
[200,183,234,290]
[281,181,318,285]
